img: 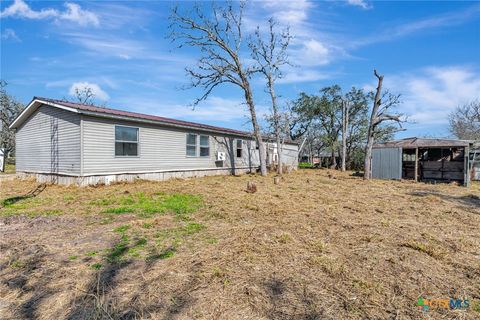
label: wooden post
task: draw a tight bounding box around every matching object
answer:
[274,176,280,185]
[465,145,470,187]
[414,148,419,182]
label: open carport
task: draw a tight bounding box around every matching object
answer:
[372,137,473,187]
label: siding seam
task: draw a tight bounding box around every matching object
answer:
[80,114,84,176]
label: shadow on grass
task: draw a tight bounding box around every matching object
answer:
[262,275,327,320]
[409,191,480,210]
[1,244,53,319]
[67,237,133,320]
[1,184,46,207]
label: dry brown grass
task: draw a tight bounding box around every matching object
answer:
[0,170,479,319]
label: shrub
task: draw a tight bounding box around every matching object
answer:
[298,162,314,169]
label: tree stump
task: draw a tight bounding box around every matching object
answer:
[246,181,257,193]
[274,176,280,185]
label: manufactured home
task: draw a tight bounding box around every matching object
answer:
[372,137,473,187]
[9,97,299,186]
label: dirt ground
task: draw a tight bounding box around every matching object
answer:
[0,170,479,320]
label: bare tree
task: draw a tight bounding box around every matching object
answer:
[250,18,291,175]
[449,99,480,140]
[364,70,403,179]
[169,2,268,176]
[0,80,23,171]
[73,86,96,105]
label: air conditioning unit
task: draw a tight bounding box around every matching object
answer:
[216,152,226,161]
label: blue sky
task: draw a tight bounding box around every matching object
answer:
[1,0,479,138]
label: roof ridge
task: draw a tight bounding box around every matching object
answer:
[33,96,257,138]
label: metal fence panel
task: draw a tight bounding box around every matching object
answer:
[372,147,402,180]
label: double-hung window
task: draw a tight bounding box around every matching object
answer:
[186,133,197,156]
[115,126,139,156]
[236,139,243,158]
[200,135,210,157]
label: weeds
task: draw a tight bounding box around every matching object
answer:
[106,241,129,263]
[103,207,134,214]
[100,217,114,224]
[276,233,292,243]
[91,263,102,270]
[146,246,176,262]
[95,192,203,218]
[310,240,327,253]
[86,251,98,257]
[113,225,130,233]
[10,259,25,269]
[402,241,446,259]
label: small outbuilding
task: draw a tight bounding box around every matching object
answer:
[372,137,473,187]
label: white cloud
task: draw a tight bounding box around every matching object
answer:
[297,39,331,66]
[0,0,57,19]
[62,32,193,65]
[1,28,21,42]
[375,66,480,128]
[57,3,99,26]
[277,68,332,84]
[63,32,143,59]
[260,0,314,25]
[0,0,99,27]
[247,0,342,82]
[115,96,269,125]
[346,0,371,10]
[354,4,480,47]
[69,82,109,101]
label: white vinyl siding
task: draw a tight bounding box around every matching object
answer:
[15,104,81,175]
[81,116,263,175]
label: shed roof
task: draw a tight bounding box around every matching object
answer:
[373,137,473,148]
[11,97,298,144]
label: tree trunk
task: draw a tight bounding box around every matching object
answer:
[341,100,349,172]
[267,75,282,175]
[364,132,374,179]
[0,149,5,173]
[331,149,337,169]
[242,78,267,176]
[364,70,384,180]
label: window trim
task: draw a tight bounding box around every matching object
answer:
[199,134,210,157]
[186,133,198,157]
[236,139,243,158]
[114,125,140,158]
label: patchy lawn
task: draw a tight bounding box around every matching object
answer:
[0,164,15,174]
[0,170,479,319]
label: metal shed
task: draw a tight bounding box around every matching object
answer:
[372,137,473,187]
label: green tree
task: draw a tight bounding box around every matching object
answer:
[0,80,24,171]
[287,86,396,170]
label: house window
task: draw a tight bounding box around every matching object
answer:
[236,139,243,158]
[200,135,210,157]
[186,133,197,156]
[115,126,139,156]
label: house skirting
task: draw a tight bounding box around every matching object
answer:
[17,167,257,186]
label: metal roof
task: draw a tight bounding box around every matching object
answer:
[373,137,473,148]
[37,97,253,136]
[12,97,297,143]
